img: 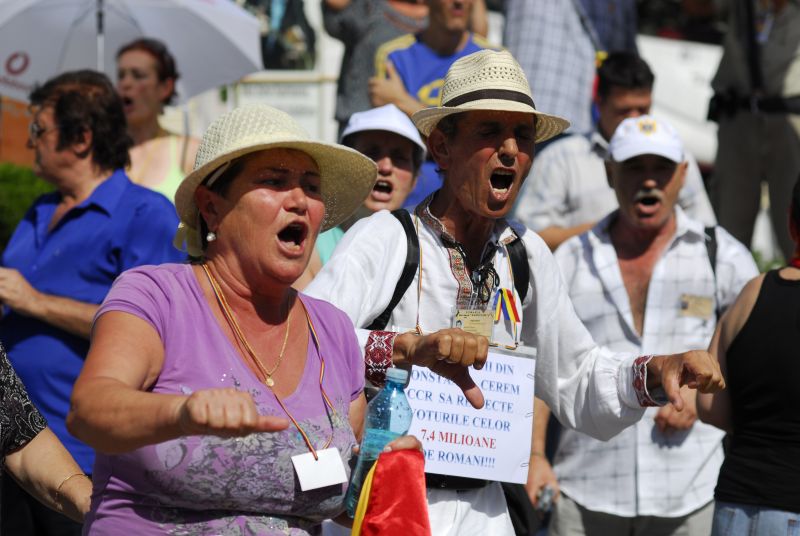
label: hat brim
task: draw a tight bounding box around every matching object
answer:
[175,137,377,241]
[341,123,427,155]
[610,145,684,164]
[412,99,570,142]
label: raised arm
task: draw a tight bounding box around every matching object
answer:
[369,60,425,117]
[470,0,488,37]
[529,231,724,440]
[0,267,97,339]
[306,212,489,409]
[67,311,288,454]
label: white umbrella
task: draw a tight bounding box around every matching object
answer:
[0,0,262,103]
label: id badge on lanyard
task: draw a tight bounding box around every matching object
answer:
[451,255,498,339]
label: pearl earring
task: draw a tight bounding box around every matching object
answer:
[206,231,217,243]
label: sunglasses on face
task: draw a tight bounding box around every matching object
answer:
[28,121,57,142]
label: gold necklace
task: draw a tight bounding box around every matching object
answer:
[202,264,291,387]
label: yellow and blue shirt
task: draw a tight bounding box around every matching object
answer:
[374,33,500,207]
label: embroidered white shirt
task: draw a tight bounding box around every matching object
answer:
[552,206,757,517]
[306,201,652,442]
[514,131,717,231]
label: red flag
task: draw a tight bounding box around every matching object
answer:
[351,450,431,536]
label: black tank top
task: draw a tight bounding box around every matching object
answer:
[715,269,800,512]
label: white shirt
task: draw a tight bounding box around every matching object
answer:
[307,201,651,442]
[514,131,717,231]
[552,207,757,517]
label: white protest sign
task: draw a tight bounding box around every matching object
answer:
[406,349,535,483]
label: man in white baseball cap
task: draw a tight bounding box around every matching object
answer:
[307,52,726,534]
[294,104,428,289]
[340,104,427,215]
[530,115,757,536]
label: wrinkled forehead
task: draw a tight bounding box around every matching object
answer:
[238,147,321,175]
[463,109,535,126]
[436,109,536,138]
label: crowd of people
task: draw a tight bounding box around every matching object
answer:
[0,1,798,535]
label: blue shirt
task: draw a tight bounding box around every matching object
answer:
[0,169,185,472]
[376,33,499,208]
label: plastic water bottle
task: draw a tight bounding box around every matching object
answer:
[344,367,413,517]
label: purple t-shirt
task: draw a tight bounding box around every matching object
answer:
[84,264,364,535]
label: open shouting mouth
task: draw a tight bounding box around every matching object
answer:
[277,221,309,256]
[370,179,394,202]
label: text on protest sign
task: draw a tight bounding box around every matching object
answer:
[406,350,535,483]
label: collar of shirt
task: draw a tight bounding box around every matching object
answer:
[589,130,609,159]
[74,168,130,216]
[414,193,518,256]
[413,193,521,309]
[592,204,704,248]
[32,169,130,244]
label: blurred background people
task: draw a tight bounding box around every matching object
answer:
[699,176,800,536]
[371,0,498,207]
[295,103,426,288]
[514,52,715,251]
[246,0,319,70]
[116,38,200,202]
[503,0,638,137]
[0,342,91,527]
[0,69,183,535]
[708,0,800,261]
[68,103,420,533]
[532,115,755,536]
[322,0,429,136]
[579,0,639,53]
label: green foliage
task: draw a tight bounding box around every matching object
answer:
[751,249,785,273]
[0,163,53,252]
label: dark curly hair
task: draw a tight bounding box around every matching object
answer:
[117,38,180,105]
[29,70,132,171]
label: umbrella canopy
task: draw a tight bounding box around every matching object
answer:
[0,0,262,103]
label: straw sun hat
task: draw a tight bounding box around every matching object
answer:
[411,49,570,141]
[174,104,377,257]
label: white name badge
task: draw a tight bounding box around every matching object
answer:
[291,447,348,491]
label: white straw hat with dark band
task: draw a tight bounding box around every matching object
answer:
[412,49,570,141]
[174,103,377,257]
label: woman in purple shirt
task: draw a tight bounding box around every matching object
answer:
[66,104,418,535]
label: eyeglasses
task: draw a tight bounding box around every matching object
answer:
[473,263,500,305]
[28,121,57,142]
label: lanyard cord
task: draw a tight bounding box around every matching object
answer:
[202,263,335,460]
[502,242,520,346]
[415,214,424,335]
[416,217,510,343]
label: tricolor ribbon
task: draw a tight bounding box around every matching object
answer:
[493,288,520,324]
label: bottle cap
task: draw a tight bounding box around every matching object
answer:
[386,367,408,384]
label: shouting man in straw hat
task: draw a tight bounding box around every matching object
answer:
[306,50,725,534]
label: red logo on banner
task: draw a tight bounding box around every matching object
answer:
[6,52,30,75]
